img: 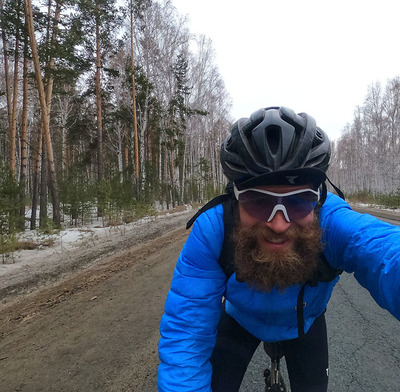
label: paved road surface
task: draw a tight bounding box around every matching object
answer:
[241,272,400,391]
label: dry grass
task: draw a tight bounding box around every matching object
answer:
[3,238,56,253]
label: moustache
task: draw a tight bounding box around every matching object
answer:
[249,225,302,244]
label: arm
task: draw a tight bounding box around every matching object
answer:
[320,193,400,320]
[158,205,227,392]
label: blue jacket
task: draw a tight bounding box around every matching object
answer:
[158,193,400,391]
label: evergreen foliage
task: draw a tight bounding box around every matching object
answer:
[2,0,400,245]
[2,0,400,238]
[0,165,21,234]
[0,165,21,254]
[348,189,400,210]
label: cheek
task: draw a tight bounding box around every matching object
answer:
[296,211,315,227]
[239,205,260,227]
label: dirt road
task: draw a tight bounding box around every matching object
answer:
[1,205,399,391]
[0,217,191,392]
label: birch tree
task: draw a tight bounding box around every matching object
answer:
[0,0,12,146]
[381,77,400,191]
[0,0,234,231]
[331,77,400,196]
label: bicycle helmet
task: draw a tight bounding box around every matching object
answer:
[221,106,331,189]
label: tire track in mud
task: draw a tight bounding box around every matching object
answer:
[0,226,188,338]
[0,226,189,391]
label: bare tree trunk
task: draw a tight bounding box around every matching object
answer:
[30,126,42,230]
[117,126,123,183]
[124,127,129,172]
[163,143,170,210]
[158,141,163,199]
[57,95,68,175]
[19,41,29,230]
[146,113,152,161]
[169,111,175,208]
[10,1,20,177]
[138,92,149,189]
[20,46,28,185]
[39,141,48,229]
[0,0,12,132]
[95,0,103,183]
[25,0,61,228]
[44,1,61,126]
[130,0,139,183]
[179,137,185,202]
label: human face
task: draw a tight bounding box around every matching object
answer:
[237,184,317,252]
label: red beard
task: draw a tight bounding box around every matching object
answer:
[233,219,322,293]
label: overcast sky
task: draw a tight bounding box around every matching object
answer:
[171,0,400,140]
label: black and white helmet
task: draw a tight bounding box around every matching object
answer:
[220,106,331,189]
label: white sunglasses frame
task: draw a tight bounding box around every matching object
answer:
[233,185,320,223]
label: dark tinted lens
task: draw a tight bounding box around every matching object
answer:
[284,192,318,220]
[239,190,318,221]
[239,191,277,220]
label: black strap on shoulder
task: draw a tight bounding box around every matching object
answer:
[186,194,230,229]
[186,183,235,230]
[218,198,237,278]
[296,284,307,337]
[185,183,238,278]
[297,255,343,337]
[307,255,343,288]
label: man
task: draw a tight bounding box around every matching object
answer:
[157,106,400,391]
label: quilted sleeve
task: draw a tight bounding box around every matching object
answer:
[158,205,227,392]
[320,193,400,320]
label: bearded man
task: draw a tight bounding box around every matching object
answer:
[157,106,400,392]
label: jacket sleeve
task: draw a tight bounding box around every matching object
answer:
[158,205,227,392]
[320,192,400,320]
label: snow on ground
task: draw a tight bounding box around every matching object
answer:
[352,202,400,214]
[0,205,193,281]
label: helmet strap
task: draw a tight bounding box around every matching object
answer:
[326,177,345,200]
[317,178,345,209]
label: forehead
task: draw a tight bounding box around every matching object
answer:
[253,184,312,193]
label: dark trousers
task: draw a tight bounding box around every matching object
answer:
[210,307,328,392]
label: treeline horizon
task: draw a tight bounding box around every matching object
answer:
[1,0,400,241]
[328,75,400,207]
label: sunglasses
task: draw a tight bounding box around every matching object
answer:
[234,185,320,223]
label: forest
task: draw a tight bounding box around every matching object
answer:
[0,0,231,239]
[1,0,400,248]
[328,76,400,207]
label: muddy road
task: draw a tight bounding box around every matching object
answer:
[0,216,190,392]
[1,206,400,391]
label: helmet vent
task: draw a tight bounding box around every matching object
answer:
[220,107,331,183]
[265,125,281,155]
[315,128,323,141]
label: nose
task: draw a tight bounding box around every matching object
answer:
[265,210,292,233]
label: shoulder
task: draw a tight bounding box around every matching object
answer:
[319,192,400,270]
[183,204,225,266]
[319,192,386,239]
[320,192,351,218]
[319,192,356,232]
[192,202,224,228]
[319,192,395,232]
